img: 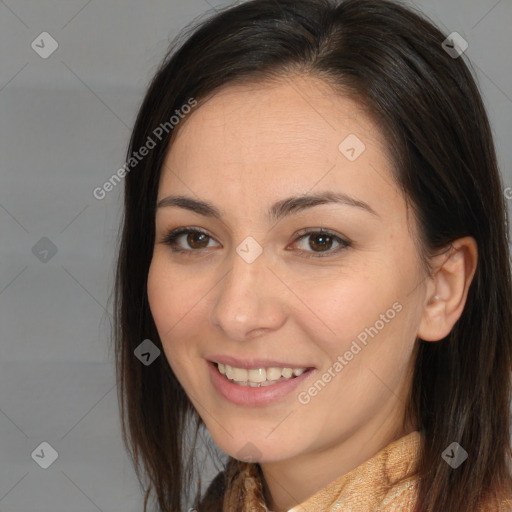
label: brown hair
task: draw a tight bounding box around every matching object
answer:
[110,0,512,510]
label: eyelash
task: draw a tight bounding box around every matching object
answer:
[158,226,351,258]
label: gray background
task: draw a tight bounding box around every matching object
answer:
[1,0,511,511]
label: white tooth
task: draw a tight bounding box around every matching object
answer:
[281,367,293,378]
[220,364,307,385]
[266,367,283,381]
[232,367,248,381]
[248,368,267,382]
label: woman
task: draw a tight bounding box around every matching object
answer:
[111,0,512,510]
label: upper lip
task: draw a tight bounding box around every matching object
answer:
[208,355,314,369]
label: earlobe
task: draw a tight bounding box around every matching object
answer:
[417,237,478,342]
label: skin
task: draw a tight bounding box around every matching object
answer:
[147,74,477,512]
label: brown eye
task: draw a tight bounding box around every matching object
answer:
[292,228,351,258]
[186,231,210,249]
[308,232,335,252]
[160,227,218,254]
[160,226,351,259]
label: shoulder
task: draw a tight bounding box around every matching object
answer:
[197,469,226,512]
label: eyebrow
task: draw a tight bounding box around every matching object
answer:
[156,191,379,223]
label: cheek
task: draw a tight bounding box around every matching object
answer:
[147,257,200,338]
[290,272,393,349]
[147,259,188,369]
[147,257,207,375]
[147,259,170,333]
[291,257,417,366]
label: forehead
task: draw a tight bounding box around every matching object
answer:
[158,75,399,219]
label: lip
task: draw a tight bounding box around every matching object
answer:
[207,354,315,370]
[207,360,315,407]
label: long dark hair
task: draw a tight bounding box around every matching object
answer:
[110,0,512,510]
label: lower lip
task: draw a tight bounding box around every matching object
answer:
[207,360,314,407]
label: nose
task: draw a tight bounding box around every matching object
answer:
[209,245,287,341]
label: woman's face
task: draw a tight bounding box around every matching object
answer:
[147,75,428,464]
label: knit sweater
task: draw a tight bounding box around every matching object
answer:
[198,431,512,511]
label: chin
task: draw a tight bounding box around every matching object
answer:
[210,433,301,465]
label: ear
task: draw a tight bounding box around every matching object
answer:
[417,236,478,342]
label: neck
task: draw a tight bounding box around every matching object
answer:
[259,412,417,512]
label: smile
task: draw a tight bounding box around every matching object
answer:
[215,362,307,387]
[207,361,315,407]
